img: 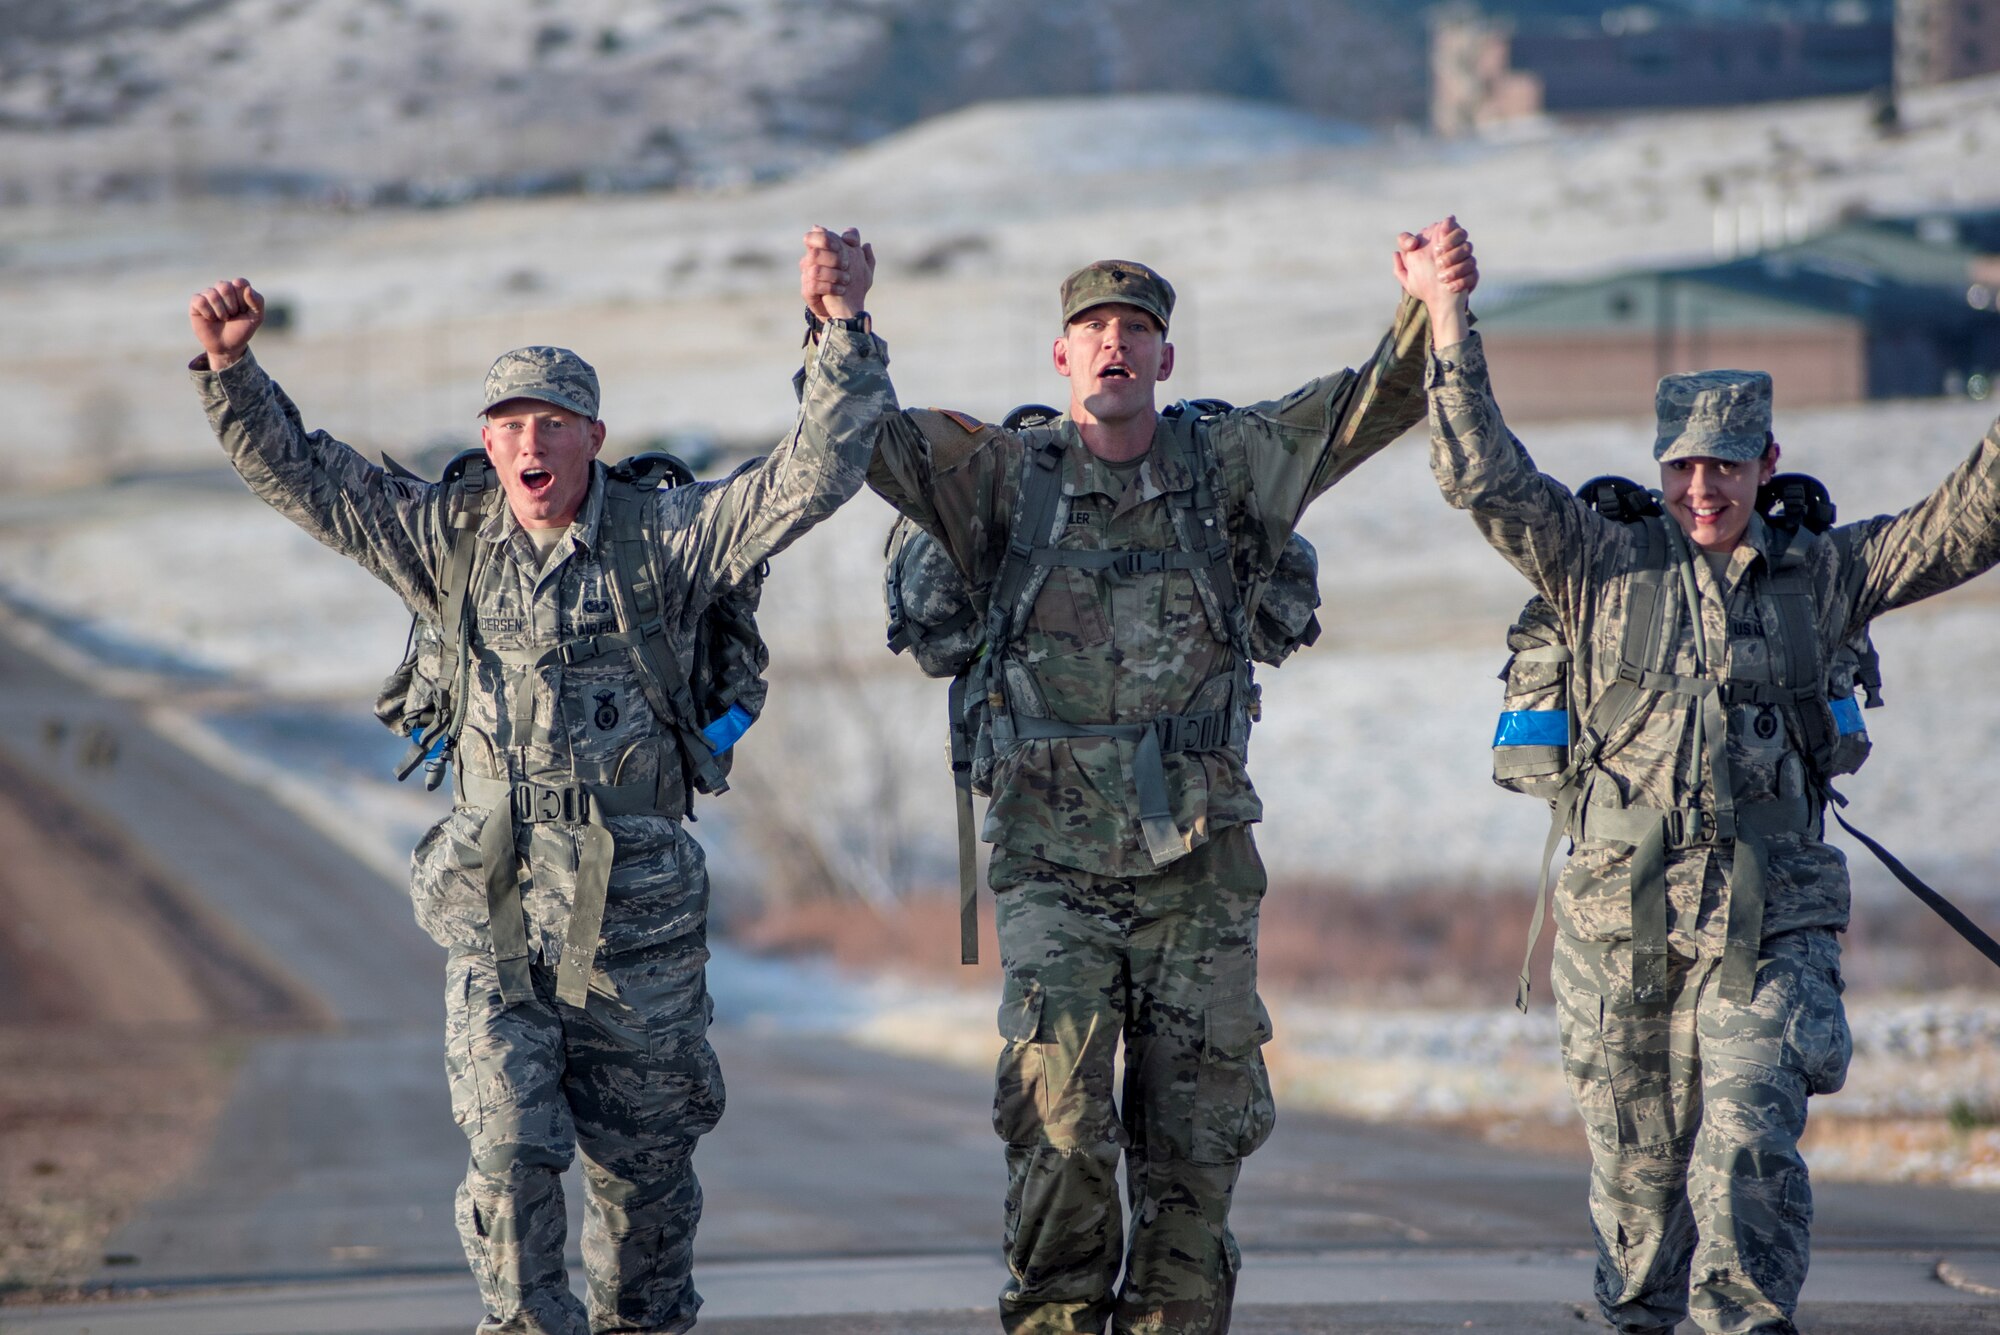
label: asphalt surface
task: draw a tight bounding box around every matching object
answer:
[0,618,1997,1334]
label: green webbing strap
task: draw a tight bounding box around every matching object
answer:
[1009,708,1233,867]
[947,672,979,966]
[1574,794,1811,1002]
[1624,518,1679,1003]
[602,482,730,800]
[891,600,977,656]
[989,436,1068,647]
[557,816,616,1007]
[478,804,535,1007]
[459,772,661,1009]
[1628,816,1671,1001]
[1720,827,1768,1003]
[1160,409,1247,657]
[1131,727,1180,866]
[1515,783,1579,1012]
[437,460,493,746]
[1767,538,1834,763]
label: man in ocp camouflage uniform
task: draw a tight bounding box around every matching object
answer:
[1396,229,2000,1333]
[813,222,1476,1333]
[188,241,895,1334]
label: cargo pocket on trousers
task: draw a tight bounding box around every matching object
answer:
[1190,990,1276,1165]
[1783,944,1852,1097]
[1559,940,1679,1149]
[992,974,1047,1147]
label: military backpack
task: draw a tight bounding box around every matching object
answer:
[373,449,768,812]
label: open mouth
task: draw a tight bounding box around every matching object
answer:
[521,467,554,495]
[1100,363,1133,380]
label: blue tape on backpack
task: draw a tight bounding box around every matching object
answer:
[1831,696,1865,737]
[701,702,755,755]
[1493,709,1569,748]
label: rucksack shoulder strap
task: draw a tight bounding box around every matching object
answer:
[1158,405,1246,655]
[599,472,732,797]
[987,430,1068,646]
[436,452,496,742]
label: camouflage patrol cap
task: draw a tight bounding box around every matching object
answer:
[1653,369,1773,463]
[479,345,600,420]
[1060,260,1175,332]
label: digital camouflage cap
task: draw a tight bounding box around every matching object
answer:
[479,345,601,419]
[1060,260,1175,332]
[1653,369,1772,463]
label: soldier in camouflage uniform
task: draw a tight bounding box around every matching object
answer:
[187,243,896,1334]
[1396,228,2000,1334]
[817,222,1477,1333]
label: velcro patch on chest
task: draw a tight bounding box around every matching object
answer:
[935,409,983,434]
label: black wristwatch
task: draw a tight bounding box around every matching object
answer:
[802,308,871,343]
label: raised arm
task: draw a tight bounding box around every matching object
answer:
[1395,230,1610,615]
[188,278,441,613]
[1211,218,1477,571]
[678,227,899,595]
[1835,413,2000,633]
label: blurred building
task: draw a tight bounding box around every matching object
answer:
[1432,2,1894,135]
[1897,0,2000,87]
[1476,210,2000,419]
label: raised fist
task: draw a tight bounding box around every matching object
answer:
[189,278,265,371]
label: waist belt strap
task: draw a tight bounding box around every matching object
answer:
[1573,793,1812,1005]
[1008,708,1233,868]
[458,773,658,1009]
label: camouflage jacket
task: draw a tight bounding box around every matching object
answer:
[192,324,896,957]
[869,295,1431,877]
[1430,332,2000,949]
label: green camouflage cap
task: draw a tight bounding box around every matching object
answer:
[1060,259,1175,331]
[1653,369,1772,462]
[479,345,600,419]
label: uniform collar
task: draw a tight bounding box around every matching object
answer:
[1736,511,1777,576]
[1055,414,1192,517]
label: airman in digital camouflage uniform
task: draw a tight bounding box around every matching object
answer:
[811,222,1476,1334]
[188,242,896,1334]
[1397,227,2000,1334]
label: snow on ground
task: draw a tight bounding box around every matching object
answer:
[2,88,1998,1167]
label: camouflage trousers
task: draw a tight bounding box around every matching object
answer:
[444,937,726,1335]
[988,825,1276,1335]
[1554,927,1852,1335]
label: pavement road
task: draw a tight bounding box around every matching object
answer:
[0,619,1997,1334]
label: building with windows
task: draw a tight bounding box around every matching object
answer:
[1897,0,2000,87]
[1475,211,2000,419]
[1432,3,1894,135]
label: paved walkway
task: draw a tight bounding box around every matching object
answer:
[6,1246,2000,1333]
